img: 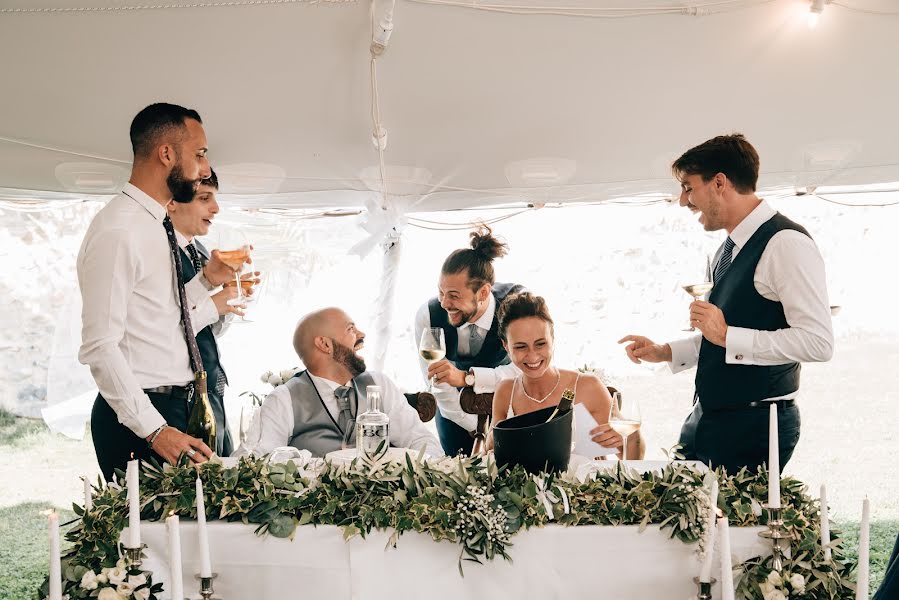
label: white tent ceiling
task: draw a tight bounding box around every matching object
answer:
[1,0,898,211]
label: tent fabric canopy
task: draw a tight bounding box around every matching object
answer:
[1,0,898,211]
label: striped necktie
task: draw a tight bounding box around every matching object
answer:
[713,237,736,285]
[185,242,204,273]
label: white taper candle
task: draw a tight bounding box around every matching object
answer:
[166,514,184,600]
[856,498,870,600]
[718,515,735,600]
[83,476,92,512]
[195,477,212,577]
[126,459,141,548]
[820,484,831,560]
[768,403,781,509]
[700,477,718,583]
[48,511,62,600]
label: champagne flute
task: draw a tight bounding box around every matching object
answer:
[608,394,641,461]
[419,328,446,393]
[681,275,713,332]
[218,244,253,322]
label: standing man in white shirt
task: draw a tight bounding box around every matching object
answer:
[414,226,525,456]
[78,103,246,480]
[620,134,833,474]
[238,307,442,458]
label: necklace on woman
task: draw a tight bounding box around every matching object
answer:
[520,368,561,404]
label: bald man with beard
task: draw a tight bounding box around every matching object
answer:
[237,308,442,458]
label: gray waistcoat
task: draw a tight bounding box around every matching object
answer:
[285,370,376,457]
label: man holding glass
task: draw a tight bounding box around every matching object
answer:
[78,103,247,480]
[165,168,258,456]
[620,134,833,474]
[414,225,525,456]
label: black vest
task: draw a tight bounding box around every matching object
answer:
[179,241,227,389]
[427,282,524,372]
[695,212,810,411]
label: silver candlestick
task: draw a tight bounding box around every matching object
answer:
[122,543,146,569]
[195,573,221,600]
[758,505,791,571]
[693,577,716,600]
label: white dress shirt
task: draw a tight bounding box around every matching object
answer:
[414,292,520,432]
[237,371,443,458]
[174,230,229,337]
[77,183,218,438]
[668,200,834,399]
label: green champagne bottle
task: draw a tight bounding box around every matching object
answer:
[185,371,217,453]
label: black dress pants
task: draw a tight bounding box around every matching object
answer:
[91,391,189,482]
[677,401,801,476]
[435,410,473,457]
[873,531,899,600]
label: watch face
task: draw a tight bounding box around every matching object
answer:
[465,374,475,386]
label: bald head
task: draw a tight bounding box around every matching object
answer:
[294,307,343,362]
[293,307,367,379]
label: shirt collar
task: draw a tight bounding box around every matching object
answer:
[175,229,192,250]
[122,182,168,222]
[461,291,496,332]
[308,371,351,394]
[729,199,776,250]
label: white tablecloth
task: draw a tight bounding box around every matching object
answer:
[138,521,770,600]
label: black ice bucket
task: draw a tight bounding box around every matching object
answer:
[492,405,572,474]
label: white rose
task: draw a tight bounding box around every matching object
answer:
[280,368,298,382]
[97,588,125,600]
[127,573,147,588]
[132,588,150,600]
[97,572,109,584]
[106,566,128,586]
[267,373,282,386]
[115,558,127,570]
[766,570,783,587]
[764,591,787,600]
[116,581,135,596]
[260,370,274,384]
[789,573,806,592]
[80,570,99,590]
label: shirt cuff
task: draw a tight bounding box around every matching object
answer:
[667,338,697,374]
[470,367,497,394]
[193,296,219,331]
[725,326,755,364]
[131,405,167,440]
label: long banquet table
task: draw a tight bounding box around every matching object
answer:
[139,520,771,600]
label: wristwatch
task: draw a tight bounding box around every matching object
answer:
[464,370,476,387]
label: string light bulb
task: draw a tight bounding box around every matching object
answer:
[808,0,828,30]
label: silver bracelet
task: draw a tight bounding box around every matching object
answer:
[146,423,169,448]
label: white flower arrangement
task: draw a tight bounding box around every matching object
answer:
[259,367,302,387]
[77,558,154,600]
[758,568,806,600]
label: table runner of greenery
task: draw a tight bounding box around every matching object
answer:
[40,453,857,599]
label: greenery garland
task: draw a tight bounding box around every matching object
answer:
[39,454,857,599]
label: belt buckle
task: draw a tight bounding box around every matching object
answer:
[186,383,195,404]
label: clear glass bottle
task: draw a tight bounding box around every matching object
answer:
[356,385,390,458]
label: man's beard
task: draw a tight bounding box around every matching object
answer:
[167,161,198,204]
[332,339,366,377]
[448,304,478,327]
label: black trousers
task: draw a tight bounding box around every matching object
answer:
[208,387,234,457]
[91,391,190,482]
[435,410,473,457]
[677,401,801,476]
[873,531,899,600]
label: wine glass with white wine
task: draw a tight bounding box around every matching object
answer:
[682,257,714,331]
[608,393,641,462]
[419,328,446,393]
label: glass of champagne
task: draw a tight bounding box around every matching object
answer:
[419,328,446,393]
[608,394,641,462]
[681,281,713,331]
[218,245,252,321]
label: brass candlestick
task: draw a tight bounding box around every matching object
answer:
[122,543,146,569]
[195,573,221,600]
[758,505,791,571]
[693,577,716,600]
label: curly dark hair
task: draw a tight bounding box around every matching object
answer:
[498,292,554,342]
[441,224,509,293]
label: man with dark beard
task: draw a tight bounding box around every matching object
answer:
[236,308,442,458]
[78,103,248,480]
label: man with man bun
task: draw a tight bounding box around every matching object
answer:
[414,225,525,456]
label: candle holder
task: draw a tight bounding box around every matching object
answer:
[758,505,792,571]
[122,543,146,569]
[692,577,716,600]
[195,573,221,600]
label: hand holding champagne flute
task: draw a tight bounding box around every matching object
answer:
[682,282,713,331]
[419,328,446,392]
[608,393,641,461]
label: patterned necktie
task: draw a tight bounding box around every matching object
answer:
[185,242,204,273]
[335,386,355,438]
[162,216,203,376]
[468,326,485,357]
[713,237,736,285]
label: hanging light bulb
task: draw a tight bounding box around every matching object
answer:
[808,0,827,30]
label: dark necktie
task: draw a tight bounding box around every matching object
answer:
[185,242,204,274]
[335,385,355,439]
[163,216,203,377]
[713,237,736,285]
[468,326,484,357]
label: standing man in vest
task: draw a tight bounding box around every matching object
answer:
[619,134,834,474]
[166,168,258,456]
[78,103,247,480]
[237,308,441,458]
[414,226,525,456]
